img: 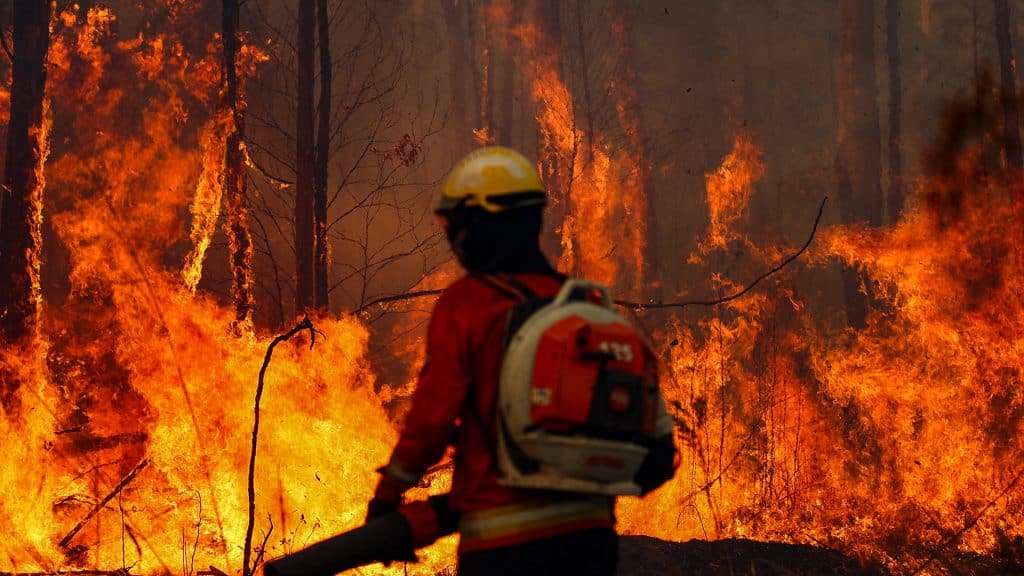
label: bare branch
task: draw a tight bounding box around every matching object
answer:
[59,459,151,550]
[1,31,12,62]
[351,198,828,316]
[616,196,828,310]
[243,318,320,576]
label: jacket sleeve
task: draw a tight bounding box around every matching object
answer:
[379,292,471,491]
[635,389,679,495]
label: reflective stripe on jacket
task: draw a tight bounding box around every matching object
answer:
[458,496,613,552]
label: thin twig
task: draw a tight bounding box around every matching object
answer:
[251,514,275,570]
[242,317,319,576]
[59,459,151,549]
[353,197,829,314]
[615,196,828,310]
[244,140,293,188]
[187,491,202,576]
[192,508,201,576]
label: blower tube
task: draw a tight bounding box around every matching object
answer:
[263,495,456,576]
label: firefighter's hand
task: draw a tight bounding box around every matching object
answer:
[368,468,409,522]
[365,497,400,522]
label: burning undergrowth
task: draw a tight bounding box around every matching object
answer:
[617,107,1024,573]
[1,4,451,574]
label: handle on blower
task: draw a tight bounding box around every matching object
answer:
[263,495,456,576]
[552,279,614,310]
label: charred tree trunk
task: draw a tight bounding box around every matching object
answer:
[885,0,904,221]
[295,0,316,313]
[481,1,505,142]
[313,0,330,311]
[442,0,470,159]
[223,0,254,327]
[995,0,1022,170]
[466,1,485,138]
[0,0,51,350]
[834,0,884,329]
[480,1,495,141]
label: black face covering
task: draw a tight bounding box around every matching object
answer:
[443,205,555,274]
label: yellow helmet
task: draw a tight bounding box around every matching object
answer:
[438,146,546,213]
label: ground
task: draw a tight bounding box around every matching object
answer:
[618,536,887,576]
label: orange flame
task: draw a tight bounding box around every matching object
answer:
[619,129,1024,572]
[697,132,766,257]
[509,12,647,292]
[2,6,455,574]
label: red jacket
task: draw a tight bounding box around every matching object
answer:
[379,273,614,552]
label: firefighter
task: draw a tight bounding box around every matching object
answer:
[368,146,676,576]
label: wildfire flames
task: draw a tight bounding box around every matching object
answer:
[2,3,1023,576]
[509,10,648,292]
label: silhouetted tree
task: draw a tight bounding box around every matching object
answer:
[995,0,1022,169]
[493,1,523,148]
[295,0,316,313]
[441,0,472,160]
[223,0,255,326]
[886,0,904,221]
[314,0,331,310]
[246,1,445,321]
[0,0,52,348]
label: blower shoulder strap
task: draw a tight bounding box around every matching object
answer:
[474,272,561,350]
[467,272,559,476]
[473,272,538,302]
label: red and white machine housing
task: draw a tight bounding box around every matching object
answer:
[497,279,673,496]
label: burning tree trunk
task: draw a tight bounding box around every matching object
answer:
[611,1,657,297]
[0,0,51,351]
[834,0,884,328]
[223,0,254,327]
[533,0,574,270]
[995,0,1022,170]
[295,0,316,313]
[314,0,331,311]
[886,0,904,221]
